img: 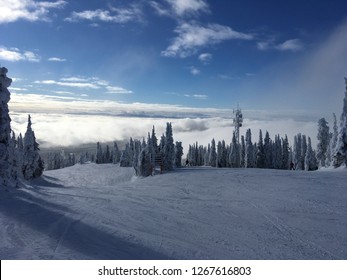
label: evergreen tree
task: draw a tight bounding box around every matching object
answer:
[264,131,272,168]
[301,134,307,170]
[209,138,217,167]
[0,67,16,186]
[240,135,246,168]
[293,133,302,170]
[96,142,103,164]
[245,129,254,168]
[22,115,44,180]
[305,137,317,171]
[230,132,240,168]
[256,129,265,168]
[112,141,121,164]
[120,143,131,167]
[317,118,330,167]
[175,141,183,167]
[137,146,152,177]
[282,135,290,169]
[163,122,175,171]
[334,78,347,167]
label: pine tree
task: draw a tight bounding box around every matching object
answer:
[317,118,330,167]
[209,138,217,167]
[282,135,290,169]
[256,129,265,168]
[334,78,347,167]
[163,122,175,171]
[293,133,302,170]
[112,141,121,164]
[120,143,131,167]
[230,132,240,168]
[305,137,317,171]
[264,131,272,168]
[175,141,183,167]
[137,146,152,177]
[245,129,254,168]
[0,67,16,186]
[240,135,246,168]
[22,115,44,180]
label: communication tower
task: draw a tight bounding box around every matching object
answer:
[233,105,243,144]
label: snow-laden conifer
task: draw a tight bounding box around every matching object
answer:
[0,67,16,187]
[305,137,317,171]
[256,129,265,168]
[245,129,254,168]
[317,118,330,167]
[175,141,183,167]
[334,78,347,167]
[22,115,44,180]
[209,138,217,167]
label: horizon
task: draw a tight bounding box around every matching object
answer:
[1,0,347,151]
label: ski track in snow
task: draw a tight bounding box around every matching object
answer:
[0,163,346,259]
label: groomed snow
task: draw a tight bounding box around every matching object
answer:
[0,164,346,259]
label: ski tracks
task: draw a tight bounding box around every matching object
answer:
[248,201,338,259]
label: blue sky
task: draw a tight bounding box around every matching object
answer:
[1,0,347,147]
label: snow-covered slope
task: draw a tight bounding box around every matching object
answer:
[0,164,346,259]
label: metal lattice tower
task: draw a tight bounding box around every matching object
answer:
[233,105,243,144]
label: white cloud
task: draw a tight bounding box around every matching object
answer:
[0,46,40,62]
[66,4,143,24]
[189,66,200,75]
[106,86,133,94]
[48,57,66,62]
[275,39,304,52]
[32,76,134,94]
[167,0,209,16]
[162,22,253,58]
[0,0,67,24]
[34,80,100,89]
[198,53,212,64]
[150,0,209,17]
[257,38,304,52]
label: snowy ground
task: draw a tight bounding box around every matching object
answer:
[0,164,346,260]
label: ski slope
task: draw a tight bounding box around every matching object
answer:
[0,163,346,259]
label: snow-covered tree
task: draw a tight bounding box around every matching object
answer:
[137,146,152,177]
[264,131,272,168]
[209,138,217,167]
[112,141,121,164]
[22,115,44,180]
[175,141,183,167]
[256,129,265,168]
[282,135,290,169]
[230,132,240,168]
[240,135,245,168]
[0,67,16,187]
[293,133,302,170]
[334,78,347,167]
[305,137,317,171]
[120,143,132,167]
[317,118,330,167]
[163,122,175,171]
[272,135,282,169]
[245,129,254,168]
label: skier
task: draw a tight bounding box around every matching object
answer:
[290,161,295,170]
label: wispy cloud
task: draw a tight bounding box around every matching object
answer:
[189,66,200,75]
[150,0,209,17]
[0,46,40,62]
[162,22,253,58]
[198,53,212,64]
[0,0,67,24]
[65,3,143,24]
[32,76,133,94]
[257,38,304,52]
[34,79,100,89]
[48,57,66,62]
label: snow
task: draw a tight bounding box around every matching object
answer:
[0,164,346,259]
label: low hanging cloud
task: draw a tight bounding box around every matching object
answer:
[162,22,253,58]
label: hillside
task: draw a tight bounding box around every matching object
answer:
[0,164,346,259]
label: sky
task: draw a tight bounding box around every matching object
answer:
[1,0,347,150]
